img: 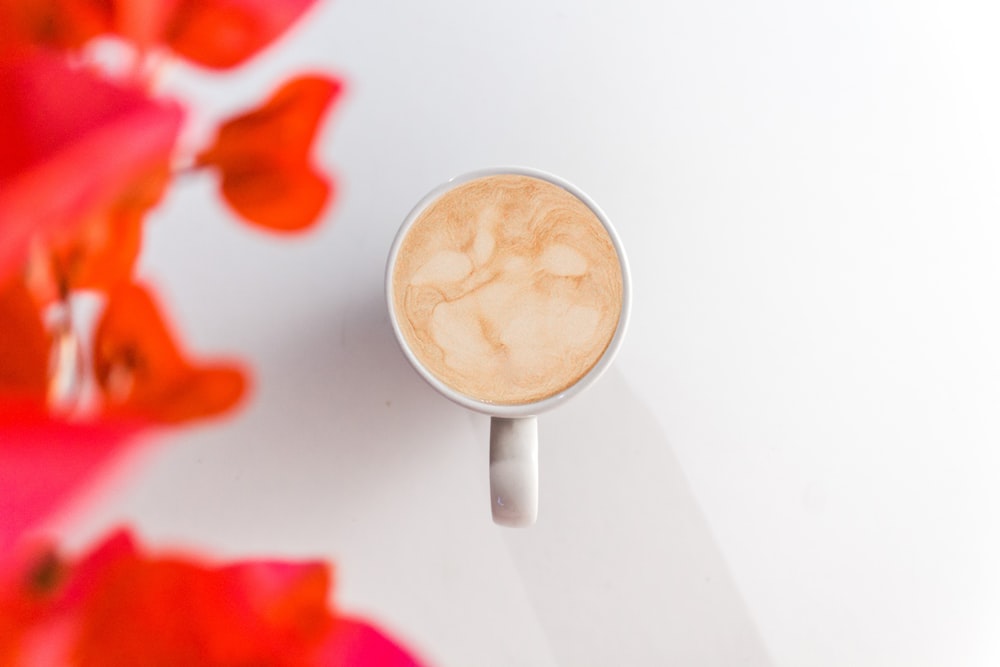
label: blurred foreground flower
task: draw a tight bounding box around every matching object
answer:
[93,283,246,424]
[0,0,424,664]
[0,275,142,569]
[0,0,318,69]
[199,75,341,231]
[0,0,339,537]
[0,404,139,565]
[0,53,182,287]
[0,530,424,666]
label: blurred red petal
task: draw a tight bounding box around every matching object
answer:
[0,53,183,285]
[111,0,179,53]
[134,364,246,424]
[1,0,317,67]
[320,617,427,667]
[0,403,140,565]
[0,546,71,666]
[93,283,247,424]
[67,530,335,666]
[166,0,318,69]
[48,163,171,294]
[0,278,49,403]
[0,0,113,53]
[202,75,340,159]
[219,163,331,231]
[198,75,340,232]
[51,206,144,295]
[2,530,427,666]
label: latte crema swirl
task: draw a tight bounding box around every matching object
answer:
[392,174,623,405]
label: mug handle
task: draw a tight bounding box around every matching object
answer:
[490,417,538,526]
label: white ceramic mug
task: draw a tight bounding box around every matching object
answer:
[386,167,631,527]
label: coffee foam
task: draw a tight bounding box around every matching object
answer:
[392,174,623,405]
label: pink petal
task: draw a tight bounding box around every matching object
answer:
[0,53,183,284]
[0,402,141,566]
[319,617,427,667]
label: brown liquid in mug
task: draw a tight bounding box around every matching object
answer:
[391,174,623,405]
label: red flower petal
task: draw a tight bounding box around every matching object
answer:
[166,0,319,69]
[320,617,427,667]
[0,546,70,666]
[67,531,335,666]
[46,163,171,295]
[0,0,112,53]
[0,278,49,404]
[198,75,341,232]
[93,283,247,424]
[0,403,141,566]
[1,0,318,68]
[109,0,179,54]
[2,530,427,666]
[0,53,183,285]
[216,163,331,231]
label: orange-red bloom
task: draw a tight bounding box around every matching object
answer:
[0,8,391,663]
[93,283,247,424]
[0,0,111,54]
[0,530,425,666]
[42,163,172,296]
[68,532,335,666]
[0,546,66,666]
[0,0,318,70]
[0,278,48,405]
[0,53,182,286]
[198,75,341,232]
[165,0,319,69]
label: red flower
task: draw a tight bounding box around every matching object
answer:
[0,0,319,70]
[319,618,426,667]
[0,279,145,568]
[165,0,320,70]
[198,75,341,232]
[68,532,334,666]
[0,278,48,405]
[0,546,68,666]
[1,531,426,666]
[93,283,247,424]
[0,405,140,569]
[42,163,172,296]
[0,53,182,286]
[0,0,111,54]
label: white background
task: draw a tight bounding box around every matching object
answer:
[57,0,1000,665]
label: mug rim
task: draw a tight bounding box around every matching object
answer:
[385,165,632,418]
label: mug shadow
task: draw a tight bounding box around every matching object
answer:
[502,370,774,666]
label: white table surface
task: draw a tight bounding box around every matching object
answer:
[55,1,1000,665]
